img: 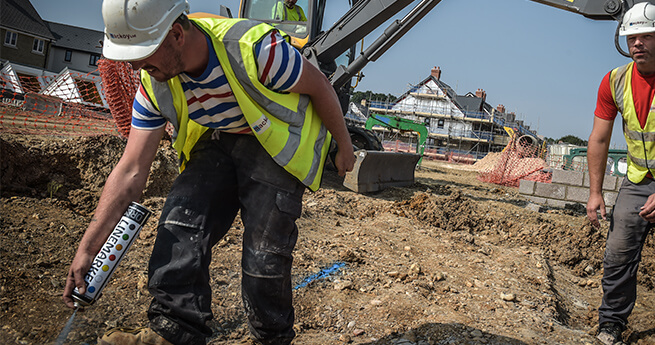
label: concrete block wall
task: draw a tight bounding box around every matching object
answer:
[518,169,622,210]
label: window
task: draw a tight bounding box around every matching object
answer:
[89,54,101,66]
[64,50,72,62]
[437,119,445,129]
[4,31,17,47]
[32,38,45,54]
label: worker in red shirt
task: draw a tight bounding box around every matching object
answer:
[588,3,655,345]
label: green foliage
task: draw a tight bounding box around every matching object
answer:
[351,91,397,104]
[556,135,588,146]
[47,180,62,198]
[542,135,587,146]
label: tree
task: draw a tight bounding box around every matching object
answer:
[556,135,587,146]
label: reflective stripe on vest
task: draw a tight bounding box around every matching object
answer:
[610,61,655,182]
[220,19,329,190]
[141,18,330,191]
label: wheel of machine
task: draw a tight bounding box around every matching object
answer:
[327,127,383,171]
[347,126,384,151]
[351,133,369,150]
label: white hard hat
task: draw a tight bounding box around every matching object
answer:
[102,0,190,61]
[620,1,655,36]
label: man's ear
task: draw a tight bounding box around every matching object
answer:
[169,23,185,47]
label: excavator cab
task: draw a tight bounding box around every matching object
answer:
[239,0,311,47]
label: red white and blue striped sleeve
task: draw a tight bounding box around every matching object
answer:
[131,84,167,130]
[255,30,303,92]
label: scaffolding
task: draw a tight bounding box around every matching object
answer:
[364,96,538,163]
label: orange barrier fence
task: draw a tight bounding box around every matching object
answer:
[382,141,478,164]
[0,105,118,136]
[475,135,551,187]
[1,59,139,138]
[97,59,139,137]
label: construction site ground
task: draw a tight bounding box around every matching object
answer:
[2,132,655,345]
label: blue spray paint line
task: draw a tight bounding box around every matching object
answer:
[294,262,346,290]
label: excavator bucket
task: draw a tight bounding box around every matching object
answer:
[343,150,421,193]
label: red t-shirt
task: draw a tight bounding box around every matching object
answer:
[595,66,655,129]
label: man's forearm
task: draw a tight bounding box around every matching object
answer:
[77,163,150,255]
[312,92,351,148]
[588,142,610,195]
[77,127,163,255]
[587,118,614,195]
[289,60,352,150]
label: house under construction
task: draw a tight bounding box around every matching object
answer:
[350,66,540,163]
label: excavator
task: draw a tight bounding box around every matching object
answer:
[189,0,639,192]
[364,113,428,164]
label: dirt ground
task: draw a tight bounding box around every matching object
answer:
[2,133,655,345]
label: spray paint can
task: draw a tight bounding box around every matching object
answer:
[71,201,151,308]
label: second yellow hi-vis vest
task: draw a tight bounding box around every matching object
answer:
[272,2,307,21]
[140,18,331,191]
[610,61,655,183]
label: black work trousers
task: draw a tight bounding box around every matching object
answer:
[599,177,654,327]
[147,132,305,345]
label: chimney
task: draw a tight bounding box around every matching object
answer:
[431,66,441,80]
[496,104,505,113]
[475,88,486,102]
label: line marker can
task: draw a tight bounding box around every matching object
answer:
[72,202,151,308]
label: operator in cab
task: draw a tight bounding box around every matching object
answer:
[587,2,655,345]
[272,0,307,21]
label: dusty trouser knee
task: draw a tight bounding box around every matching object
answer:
[242,247,295,344]
[239,191,300,345]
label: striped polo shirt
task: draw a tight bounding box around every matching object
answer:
[132,30,303,134]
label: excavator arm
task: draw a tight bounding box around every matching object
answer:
[302,0,443,90]
[531,0,623,20]
[303,0,643,88]
[530,0,648,56]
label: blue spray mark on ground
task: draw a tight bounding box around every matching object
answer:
[294,262,346,290]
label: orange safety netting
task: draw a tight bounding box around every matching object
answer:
[475,134,552,187]
[97,59,139,137]
[1,58,140,138]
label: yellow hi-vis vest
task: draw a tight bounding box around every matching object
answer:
[272,2,307,21]
[140,18,331,191]
[610,61,655,183]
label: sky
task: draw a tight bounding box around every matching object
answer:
[30,0,631,148]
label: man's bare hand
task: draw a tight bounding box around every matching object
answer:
[334,146,355,177]
[62,251,94,309]
[586,193,606,228]
[639,193,655,222]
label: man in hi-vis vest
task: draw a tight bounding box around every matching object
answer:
[588,3,655,345]
[61,0,355,344]
[272,0,307,22]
